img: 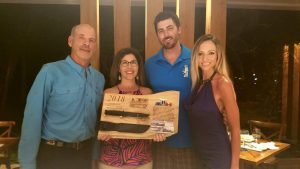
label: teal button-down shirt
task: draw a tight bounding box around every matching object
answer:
[18,56,105,169]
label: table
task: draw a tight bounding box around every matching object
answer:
[240,141,290,169]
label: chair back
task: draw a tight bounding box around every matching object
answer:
[248,120,285,141]
[0,121,16,137]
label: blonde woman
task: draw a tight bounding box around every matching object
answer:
[185,34,240,169]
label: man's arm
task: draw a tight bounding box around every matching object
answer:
[18,65,51,169]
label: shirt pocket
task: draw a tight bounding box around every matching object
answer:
[47,86,85,117]
[50,86,84,102]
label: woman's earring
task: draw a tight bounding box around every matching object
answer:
[136,76,139,80]
[118,75,121,81]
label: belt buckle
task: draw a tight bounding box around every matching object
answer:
[46,140,56,146]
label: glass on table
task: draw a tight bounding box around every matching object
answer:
[252,127,261,143]
[240,129,250,135]
[240,129,250,150]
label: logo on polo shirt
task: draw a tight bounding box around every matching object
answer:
[182,65,189,78]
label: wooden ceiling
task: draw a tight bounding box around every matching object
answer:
[0,0,299,11]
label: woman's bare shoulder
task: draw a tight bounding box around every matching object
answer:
[140,86,153,95]
[214,74,236,100]
[215,74,233,90]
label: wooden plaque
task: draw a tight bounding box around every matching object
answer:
[99,91,179,139]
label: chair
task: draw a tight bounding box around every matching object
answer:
[248,120,285,141]
[0,121,16,169]
[248,120,286,169]
[0,121,15,137]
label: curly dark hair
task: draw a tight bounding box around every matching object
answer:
[110,48,146,86]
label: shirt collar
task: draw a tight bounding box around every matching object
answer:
[66,56,92,76]
[156,44,190,64]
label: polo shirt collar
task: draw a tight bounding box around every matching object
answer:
[66,56,92,76]
[156,44,189,64]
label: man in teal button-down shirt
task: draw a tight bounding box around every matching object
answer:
[18,24,105,169]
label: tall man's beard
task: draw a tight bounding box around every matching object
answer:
[161,36,179,49]
[163,42,177,49]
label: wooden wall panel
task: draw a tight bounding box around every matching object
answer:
[205,0,227,48]
[114,0,131,54]
[291,44,300,142]
[176,0,195,49]
[80,0,100,69]
[145,0,163,59]
[281,45,289,134]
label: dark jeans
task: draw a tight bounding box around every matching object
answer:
[37,140,92,169]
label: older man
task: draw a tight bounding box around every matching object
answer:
[18,24,105,169]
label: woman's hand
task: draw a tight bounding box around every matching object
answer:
[153,133,167,142]
[98,131,111,141]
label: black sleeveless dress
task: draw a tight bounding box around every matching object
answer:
[184,73,231,169]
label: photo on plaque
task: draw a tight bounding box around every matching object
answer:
[99,91,179,139]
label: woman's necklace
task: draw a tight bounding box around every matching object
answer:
[201,78,211,85]
[117,85,139,94]
[201,71,217,85]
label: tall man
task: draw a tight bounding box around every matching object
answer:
[18,24,105,169]
[145,11,197,169]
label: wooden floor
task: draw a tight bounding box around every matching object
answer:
[1,160,300,169]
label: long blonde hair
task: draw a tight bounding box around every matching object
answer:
[191,34,231,90]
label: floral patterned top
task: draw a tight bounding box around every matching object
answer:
[99,87,152,167]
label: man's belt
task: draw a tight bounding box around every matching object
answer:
[100,121,150,133]
[41,138,92,150]
[105,110,149,118]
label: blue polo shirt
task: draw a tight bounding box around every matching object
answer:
[145,44,192,148]
[18,56,105,169]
